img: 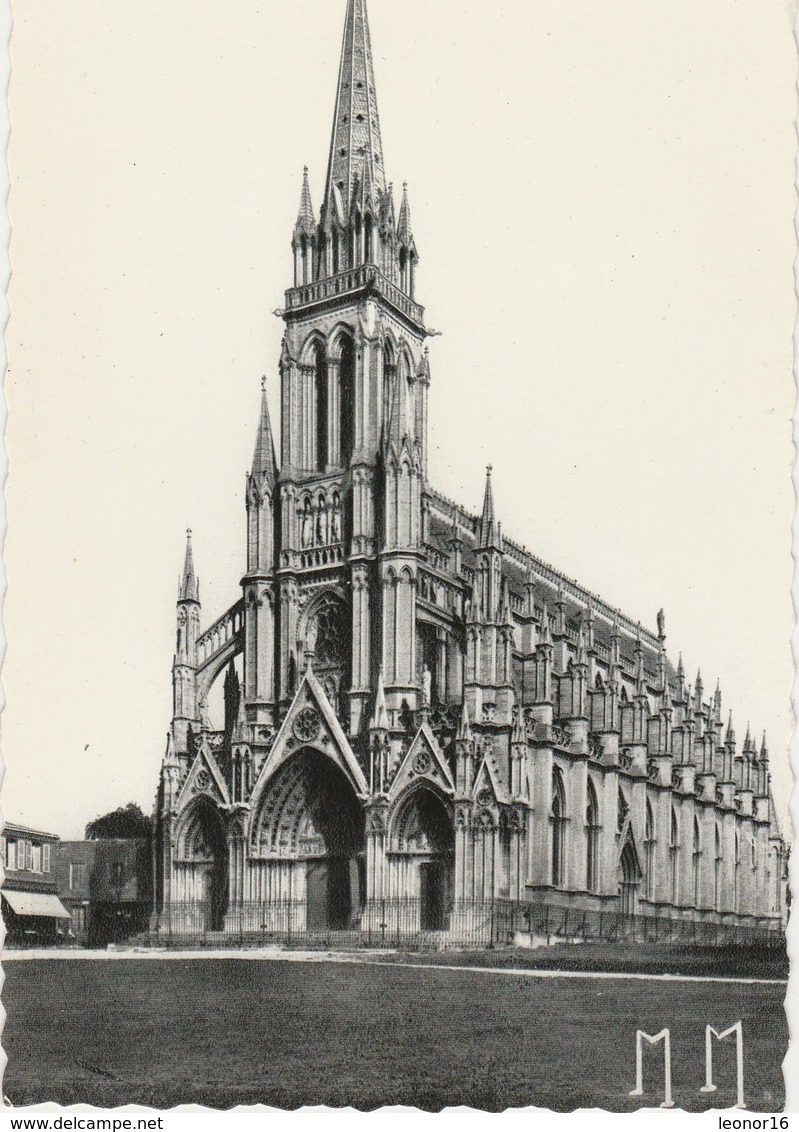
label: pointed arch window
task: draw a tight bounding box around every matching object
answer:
[383,340,397,431]
[312,594,348,667]
[551,768,567,887]
[351,213,361,265]
[669,806,679,905]
[691,816,701,907]
[399,350,414,439]
[339,335,355,467]
[619,841,640,916]
[304,591,350,717]
[498,813,513,898]
[644,800,655,901]
[300,234,312,285]
[315,342,328,471]
[585,780,600,893]
[714,823,723,912]
[769,845,781,914]
[733,829,741,913]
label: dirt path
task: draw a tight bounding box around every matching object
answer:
[2,947,787,985]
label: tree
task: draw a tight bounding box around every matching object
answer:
[85,802,151,841]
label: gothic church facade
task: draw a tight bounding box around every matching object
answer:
[153,0,786,939]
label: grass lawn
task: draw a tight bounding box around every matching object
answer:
[3,958,787,1112]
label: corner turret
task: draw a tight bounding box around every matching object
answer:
[173,529,201,751]
[292,168,317,286]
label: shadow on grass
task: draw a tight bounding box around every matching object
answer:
[367,940,788,980]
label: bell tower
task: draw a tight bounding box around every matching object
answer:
[276,0,429,735]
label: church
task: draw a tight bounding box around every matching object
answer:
[152,0,786,942]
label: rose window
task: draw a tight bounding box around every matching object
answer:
[412,750,432,775]
[293,707,321,743]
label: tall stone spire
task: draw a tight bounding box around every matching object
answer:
[481,464,494,523]
[179,528,200,603]
[251,377,278,487]
[324,0,387,215]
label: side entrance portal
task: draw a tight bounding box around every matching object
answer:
[392,787,455,931]
[174,798,230,932]
[419,860,450,931]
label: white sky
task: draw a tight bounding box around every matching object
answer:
[4,0,796,840]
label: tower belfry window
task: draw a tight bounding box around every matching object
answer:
[339,336,355,467]
[315,344,328,471]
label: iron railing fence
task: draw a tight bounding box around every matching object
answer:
[147,897,785,951]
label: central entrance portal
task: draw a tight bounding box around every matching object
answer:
[306,857,357,930]
[255,748,365,932]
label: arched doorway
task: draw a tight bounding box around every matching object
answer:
[618,839,641,916]
[394,787,454,930]
[254,748,365,931]
[180,799,229,931]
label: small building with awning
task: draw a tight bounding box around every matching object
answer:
[2,822,69,945]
